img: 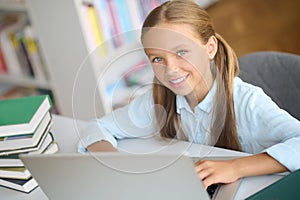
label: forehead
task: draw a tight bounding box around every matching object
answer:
[142,23,203,51]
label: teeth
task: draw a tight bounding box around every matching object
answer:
[170,76,186,84]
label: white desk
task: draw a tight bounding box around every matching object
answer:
[0,115,283,199]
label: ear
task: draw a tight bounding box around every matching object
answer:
[205,36,218,59]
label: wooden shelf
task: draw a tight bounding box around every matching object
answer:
[0,74,52,90]
[0,1,26,12]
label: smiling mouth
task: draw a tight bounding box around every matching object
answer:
[169,75,188,85]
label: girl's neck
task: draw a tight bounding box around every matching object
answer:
[186,73,214,111]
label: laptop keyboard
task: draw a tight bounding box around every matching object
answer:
[207,184,219,199]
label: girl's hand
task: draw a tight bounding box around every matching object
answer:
[194,159,240,189]
[194,153,288,189]
[87,140,118,152]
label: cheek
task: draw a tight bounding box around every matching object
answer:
[187,55,210,74]
[152,65,165,80]
[187,46,210,67]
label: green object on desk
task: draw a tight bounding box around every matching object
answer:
[246,169,300,200]
[0,95,52,137]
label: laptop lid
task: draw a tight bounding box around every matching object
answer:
[20,153,211,200]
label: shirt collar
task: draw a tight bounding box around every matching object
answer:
[176,81,216,114]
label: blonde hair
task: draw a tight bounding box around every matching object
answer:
[142,0,241,151]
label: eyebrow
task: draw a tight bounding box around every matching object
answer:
[145,43,189,56]
[170,44,189,51]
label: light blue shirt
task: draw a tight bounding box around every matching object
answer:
[78,77,300,171]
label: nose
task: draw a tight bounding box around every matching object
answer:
[164,55,180,73]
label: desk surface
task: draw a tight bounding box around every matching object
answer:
[0,115,283,199]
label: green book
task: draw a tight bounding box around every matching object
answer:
[245,169,300,199]
[0,95,52,137]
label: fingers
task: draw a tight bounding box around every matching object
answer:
[195,161,210,179]
[202,174,218,190]
[195,160,217,189]
[197,170,217,189]
[195,159,240,190]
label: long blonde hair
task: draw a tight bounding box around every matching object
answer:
[142,0,241,151]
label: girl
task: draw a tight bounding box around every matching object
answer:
[78,0,300,189]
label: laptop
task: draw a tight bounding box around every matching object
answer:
[20,153,241,200]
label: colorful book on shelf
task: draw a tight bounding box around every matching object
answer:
[137,0,148,20]
[126,0,143,31]
[0,112,52,153]
[106,0,122,48]
[94,0,114,52]
[84,2,107,57]
[15,31,35,77]
[245,169,300,199]
[0,14,16,75]
[0,45,7,73]
[0,13,27,76]
[80,1,107,57]
[114,0,133,43]
[0,176,38,193]
[0,95,52,137]
[23,25,48,80]
[138,0,162,20]
[78,1,97,52]
[0,131,55,167]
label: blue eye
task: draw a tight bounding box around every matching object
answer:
[177,50,187,56]
[152,57,163,63]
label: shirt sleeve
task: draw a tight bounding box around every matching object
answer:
[238,85,300,172]
[77,90,163,152]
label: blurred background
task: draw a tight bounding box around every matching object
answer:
[206,0,300,57]
[0,0,299,120]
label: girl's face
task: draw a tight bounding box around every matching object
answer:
[142,23,217,102]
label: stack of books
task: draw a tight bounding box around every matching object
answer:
[0,95,58,193]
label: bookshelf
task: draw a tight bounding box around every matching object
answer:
[25,0,160,120]
[0,74,51,90]
[0,0,54,102]
[0,0,27,12]
[3,0,216,121]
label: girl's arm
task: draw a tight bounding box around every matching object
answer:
[87,140,118,152]
[195,153,288,189]
[77,90,158,152]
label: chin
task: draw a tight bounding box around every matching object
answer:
[170,88,192,97]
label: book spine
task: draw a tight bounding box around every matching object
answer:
[0,27,23,76]
[23,26,48,80]
[76,0,97,52]
[94,0,114,53]
[126,0,143,31]
[0,45,8,74]
[0,13,28,77]
[106,0,122,48]
[114,0,133,43]
[138,0,165,21]
[16,32,35,77]
[84,2,107,57]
